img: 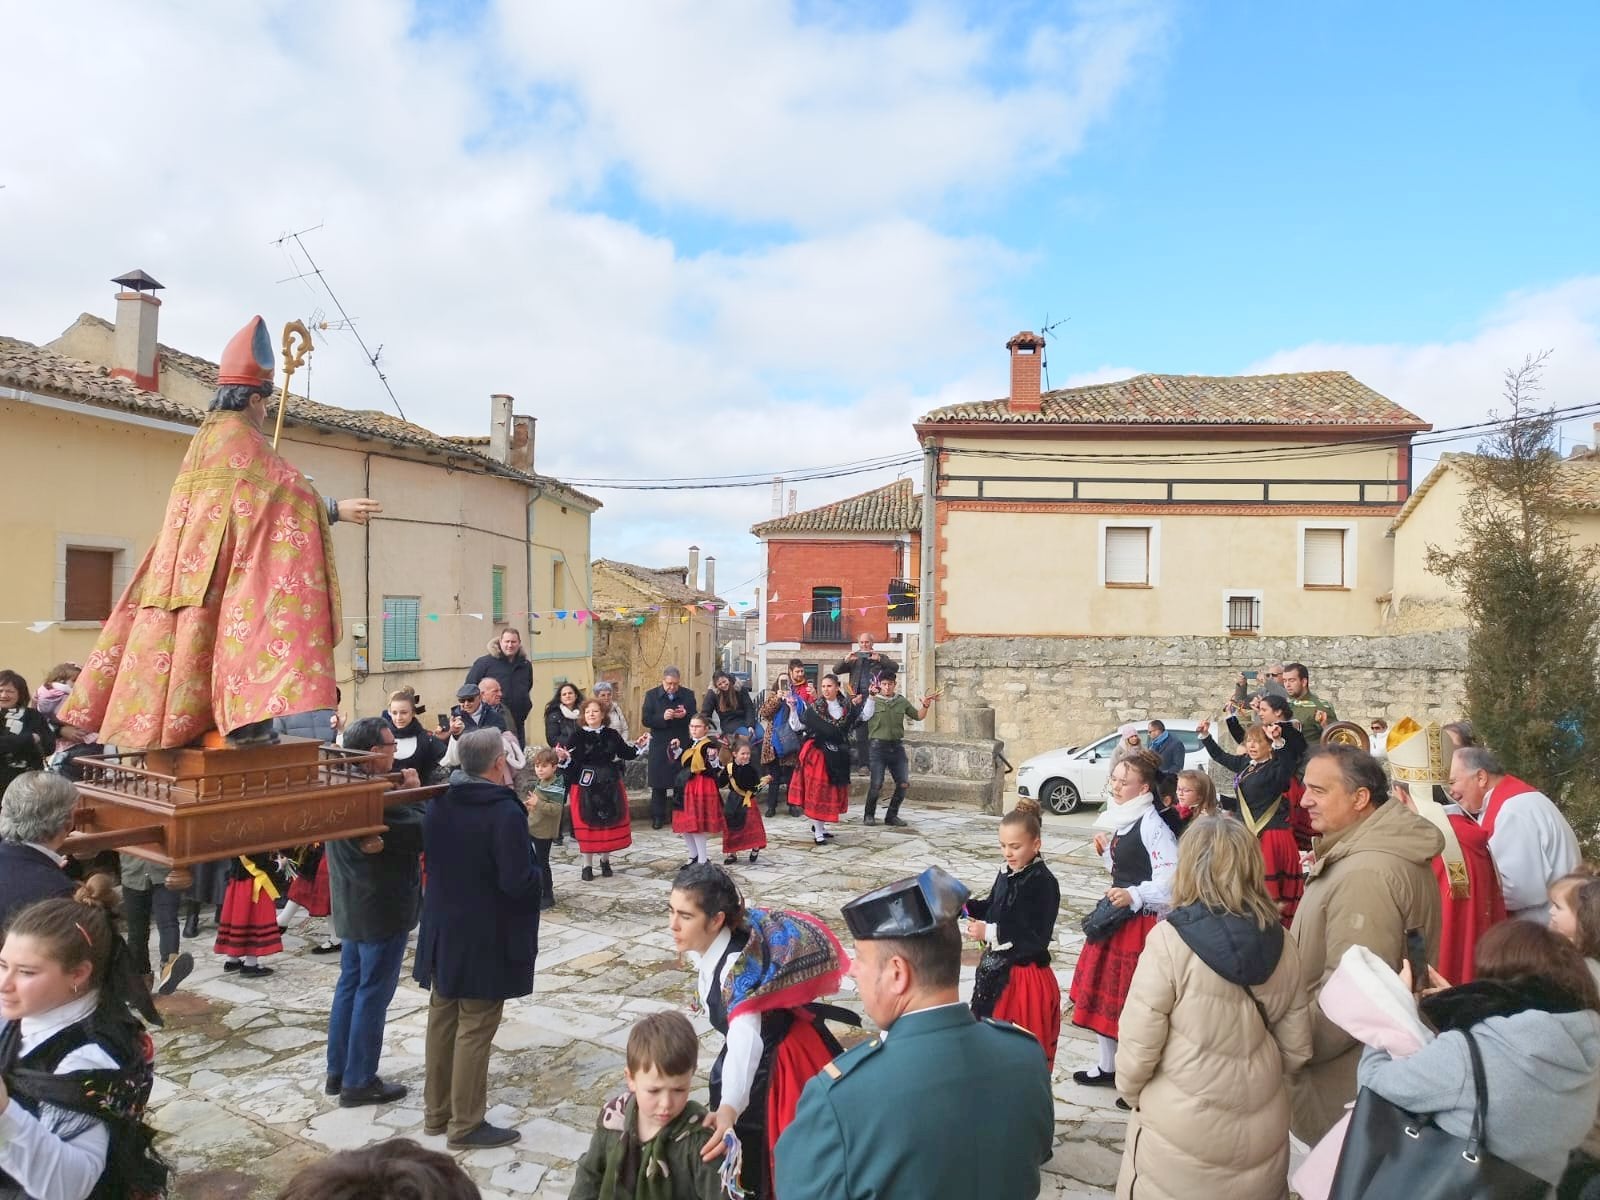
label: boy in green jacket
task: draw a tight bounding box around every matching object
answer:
[570,1011,726,1200]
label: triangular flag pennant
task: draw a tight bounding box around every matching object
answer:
[680,613,689,623]
[426,613,440,621]
[554,610,568,620]
[574,610,588,624]
[633,616,646,626]
[26,620,54,634]
[802,611,812,623]
[467,612,484,620]
[770,594,778,603]
[859,607,868,616]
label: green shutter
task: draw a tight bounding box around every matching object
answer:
[492,567,506,624]
[383,596,420,661]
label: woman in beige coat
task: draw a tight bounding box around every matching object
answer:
[1115,816,1313,1200]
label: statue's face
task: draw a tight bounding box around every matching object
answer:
[245,390,271,429]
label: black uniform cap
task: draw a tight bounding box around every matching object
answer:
[842,866,970,940]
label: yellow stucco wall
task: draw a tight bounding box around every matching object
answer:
[935,431,1405,638]
[941,507,1394,636]
[1,392,592,725]
[1388,462,1600,632]
[592,567,717,728]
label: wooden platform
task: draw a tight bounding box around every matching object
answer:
[66,737,401,889]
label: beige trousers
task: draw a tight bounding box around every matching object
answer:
[423,990,505,1140]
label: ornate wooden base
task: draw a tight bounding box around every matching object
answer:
[66,737,400,889]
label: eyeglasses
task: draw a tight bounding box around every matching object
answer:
[1267,672,1281,678]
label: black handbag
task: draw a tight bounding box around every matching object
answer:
[1080,895,1136,944]
[1329,1028,1546,1200]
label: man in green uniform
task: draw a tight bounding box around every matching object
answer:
[773,867,1054,1199]
[1283,661,1337,738]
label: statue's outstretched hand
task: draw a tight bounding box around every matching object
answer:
[337,498,382,525]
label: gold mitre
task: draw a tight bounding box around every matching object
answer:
[1386,716,1468,898]
[1386,717,1452,789]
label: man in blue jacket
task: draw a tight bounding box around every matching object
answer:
[415,727,542,1149]
[1148,719,1187,777]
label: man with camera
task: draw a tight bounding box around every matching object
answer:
[836,633,885,769]
[447,683,506,738]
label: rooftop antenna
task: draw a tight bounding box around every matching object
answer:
[1039,313,1070,391]
[270,224,407,421]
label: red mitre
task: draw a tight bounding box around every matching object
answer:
[218,316,275,387]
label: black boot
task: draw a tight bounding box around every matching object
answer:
[182,902,199,940]
[862,802,878,827]
[884,800,908,828]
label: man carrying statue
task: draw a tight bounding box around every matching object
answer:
[61,316,380,749]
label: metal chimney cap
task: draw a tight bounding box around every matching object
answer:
[111,269,165,293]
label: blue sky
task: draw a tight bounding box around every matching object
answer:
[5,1,1598,596]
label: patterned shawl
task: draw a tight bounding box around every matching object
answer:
[722,908,849,1021]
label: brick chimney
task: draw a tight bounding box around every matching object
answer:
[509,415,536,473]
[687,545,700,590]
[109,269,164,392]
[704,555,716,598]
[1006,330,1045,414]
[489,394,514,463]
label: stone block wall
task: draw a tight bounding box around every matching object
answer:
[934,633,1468,767]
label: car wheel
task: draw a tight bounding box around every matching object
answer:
[1042,778,1082,815]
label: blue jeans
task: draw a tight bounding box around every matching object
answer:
[326,930,408,1087]
[865,740,909,816]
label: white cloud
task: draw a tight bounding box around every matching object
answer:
[0,1,1166,609]
[492,0,1170,227]
[1243,277,1600,453]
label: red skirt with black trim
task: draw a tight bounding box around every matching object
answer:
[1260,827,1305,927]
[764,1012,839,1195]
[285,849,331,916]
[215,879,283,959]
[570,781,632,855]
[1068,911,1157,1039]
[792,742,848,822]
[992,963,1063,1072]
[722,798,768,854]
[672,773,726,834]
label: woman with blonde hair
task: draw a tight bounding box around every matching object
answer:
[1114,815,1313,1200]
[1174,769,1218,821]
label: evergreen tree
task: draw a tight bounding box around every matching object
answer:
[1426,353,1600,840]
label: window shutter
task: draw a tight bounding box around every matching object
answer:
[64,548,115,622]
[383,596,421,661]
[1104,527,1149,585]
[1303,529,1346,587]
[492,567,506,624]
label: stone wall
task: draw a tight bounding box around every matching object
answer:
[934,632,1468,767]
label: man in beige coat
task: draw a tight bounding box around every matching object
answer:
[1289,743,1444,1143]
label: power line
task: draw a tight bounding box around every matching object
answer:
[563,397,1598,491]
[270,226,408,423]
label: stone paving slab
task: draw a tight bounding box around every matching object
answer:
[160,803,1127,1199]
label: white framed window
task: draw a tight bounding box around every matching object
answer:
[1298,523,1356,589]
[1098,520,1159,587]
[1222,590,1264,635]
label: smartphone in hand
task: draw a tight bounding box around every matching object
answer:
[1405,928,1429,994]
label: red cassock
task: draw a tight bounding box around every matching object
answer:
[1433,813,1507,985]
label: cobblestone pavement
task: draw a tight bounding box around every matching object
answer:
[157,802,1126,1199]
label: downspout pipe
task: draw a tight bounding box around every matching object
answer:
[919,437,937,705]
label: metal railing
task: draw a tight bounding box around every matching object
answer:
[804,611,848,643]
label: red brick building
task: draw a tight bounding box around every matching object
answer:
[750,479,922,692]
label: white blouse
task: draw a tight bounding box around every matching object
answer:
[0,991,116,1200]
[1097,801,1178,915]
[692,928,764,1121]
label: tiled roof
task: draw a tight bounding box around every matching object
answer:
[751,478,922,536]
[0,321,599,509]
[918,371,1427,428]
[592,559,724,607]
[1390,452,1600,532]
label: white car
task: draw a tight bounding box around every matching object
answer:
[1014,720,1210,815]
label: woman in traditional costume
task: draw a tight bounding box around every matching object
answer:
[668,864,853,1200]
[787,674,864,846]
[1197,713,1307,926]
[0,875,169,1199]
[1069,749,1177,1098]
[964,797,1062,1070]
[558,699,642,881]
[673,716,727,868]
